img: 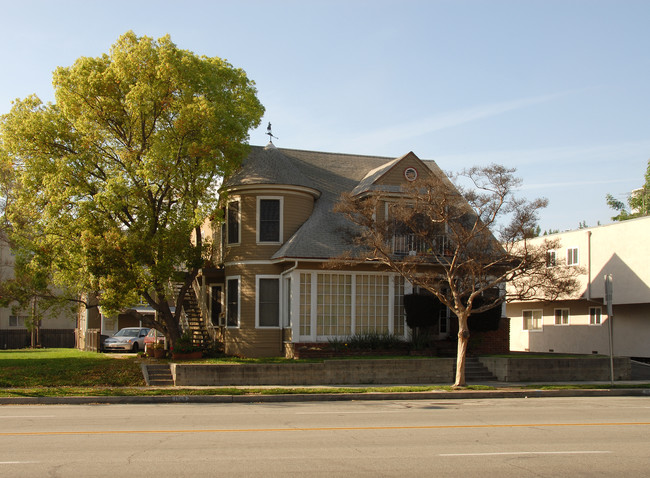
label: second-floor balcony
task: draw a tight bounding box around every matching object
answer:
[392,234,451,257]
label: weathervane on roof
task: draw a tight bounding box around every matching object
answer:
[266,122,278,144]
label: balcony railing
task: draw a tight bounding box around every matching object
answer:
[392,234,450,257]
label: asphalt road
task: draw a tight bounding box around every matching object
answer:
[1,396,649,477]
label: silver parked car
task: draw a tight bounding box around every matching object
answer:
[103,327,150,352]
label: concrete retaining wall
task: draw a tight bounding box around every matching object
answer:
[171,356,632,386]
[479,356,631,382]
[172,358,456,386]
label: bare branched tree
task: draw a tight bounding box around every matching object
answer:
[334,163,580,387]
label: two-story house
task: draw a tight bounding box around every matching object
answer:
[192,143,510,358]
[508,216,650,358]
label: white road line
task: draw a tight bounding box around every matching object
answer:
[440,451,612,457]
[0,461,39,465]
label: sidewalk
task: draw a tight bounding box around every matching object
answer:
[1,381,649,405]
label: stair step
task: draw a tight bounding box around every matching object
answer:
[454,358,497,382]
[145,364,174,386]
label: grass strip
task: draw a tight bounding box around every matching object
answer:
[0,385,505,398]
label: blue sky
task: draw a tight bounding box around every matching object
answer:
[1,0,648,232]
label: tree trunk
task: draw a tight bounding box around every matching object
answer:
[454,316,470,387]
[159,305,181,351]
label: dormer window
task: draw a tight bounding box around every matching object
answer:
[257,197,283,243]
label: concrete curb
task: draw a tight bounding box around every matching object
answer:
[1,387,649,405]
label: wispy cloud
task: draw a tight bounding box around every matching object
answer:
[344,91,570,149]
[519,177,636,191]
[433,140,650,170]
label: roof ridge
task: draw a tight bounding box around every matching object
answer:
[249,145,396,161]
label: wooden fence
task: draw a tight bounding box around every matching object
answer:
[82,329,103,352]
[0,329,75,349]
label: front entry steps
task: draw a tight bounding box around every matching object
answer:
[455,357,497,382]
[144,364,174,386]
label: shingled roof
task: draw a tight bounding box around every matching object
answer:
[223,145,445,260]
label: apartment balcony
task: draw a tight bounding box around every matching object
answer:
[392,234,451,257]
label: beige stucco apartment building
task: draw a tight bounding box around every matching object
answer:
[508,216,650,358]
[0,238,76,348]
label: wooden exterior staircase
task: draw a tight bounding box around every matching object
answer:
[173,281,211,348]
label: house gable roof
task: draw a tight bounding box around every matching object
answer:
[351,151,442,197]
[222,146,450,260]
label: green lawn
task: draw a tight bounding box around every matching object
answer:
[0,348,145,387]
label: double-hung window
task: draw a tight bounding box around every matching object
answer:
[567,247,579,266]
[226,277,240,327]
[9,315,26,327]
[523,310,543,331]
[546,250,556,267]
[554,308,569,325]
[257,276,280,328]
[590,307,602,325]
[258,198,282,243]
[227,200,240,245]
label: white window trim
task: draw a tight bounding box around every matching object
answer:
[523,309,543,331]
[225,275,241,328]
[554,308,570,326]
[589,306,602,326]
[226,198,241,245]
[546,250,557,268]
[567,247,579,266]
[296,270,406,341]
[256,275,282,329]
[283,276,292,328]
[256,196,283,244]
[209,283,224,327]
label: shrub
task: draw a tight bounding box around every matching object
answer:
[173,332,199,354]
[345,332,405,350]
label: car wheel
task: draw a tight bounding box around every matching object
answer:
[132,343,139,352]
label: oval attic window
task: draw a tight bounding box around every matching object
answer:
[404,167,418,182]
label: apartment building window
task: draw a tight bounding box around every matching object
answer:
[567,247,579,266]
[258,198,282,243]
[9,315,26,327]
[546,250,556,267]
[257,276,280,328]
[590,307,602,325]
[554,308,569,325]
[523,310,543,330]
[226,277,240,327]
[227,200,240,244]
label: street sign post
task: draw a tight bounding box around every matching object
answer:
[605,274,614,384]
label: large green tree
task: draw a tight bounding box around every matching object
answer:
[606,159,649,221]
[0,32,264,348]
